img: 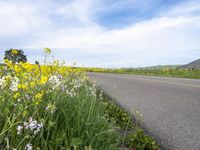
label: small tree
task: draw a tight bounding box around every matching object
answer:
[35,60,40,65]
[4,49,27,63]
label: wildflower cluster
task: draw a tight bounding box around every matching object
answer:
[0,51,118,149]
[48,75,61,90]
[17,117,43,135]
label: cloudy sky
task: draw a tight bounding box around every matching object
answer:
[0,0,200,67]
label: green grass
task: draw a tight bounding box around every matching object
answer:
[0,60,120,150]
[84,67,200,79]
[0,83,119,149]
[125,128,159,150]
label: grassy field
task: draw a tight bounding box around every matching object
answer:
[84,67,200,79]
[0,50,159,150]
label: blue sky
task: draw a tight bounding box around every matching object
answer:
[0,0,200,67]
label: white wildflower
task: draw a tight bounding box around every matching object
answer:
[89,84,96,97]
[61,84,65,92]
[66,88,76,97]
[10,76,19,91]
[17,125,23,135]
[0,76,6,89]
[72,78,84,89]
[25,143,32,150]
[98,90,103,101]
[25,94,31,100]
[48,75,61,90]
[24,117,43,135]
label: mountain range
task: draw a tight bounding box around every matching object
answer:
[180,58,200,70]
[140,58,200,70]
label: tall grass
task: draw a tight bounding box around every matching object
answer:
[0,50,119,149]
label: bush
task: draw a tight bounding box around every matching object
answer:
[4,49,27,63]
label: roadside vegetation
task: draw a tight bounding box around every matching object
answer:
[0,49,159,150]
[84,67,200,79]
[101,93,159,150]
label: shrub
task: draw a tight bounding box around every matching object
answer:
[4,49,27,63]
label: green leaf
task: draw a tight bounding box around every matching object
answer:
[71,137,82,147]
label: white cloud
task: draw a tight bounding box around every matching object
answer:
[0,1,51,36]
[27,15,199,67]
[0,0,200,67]
[55,0,93,25]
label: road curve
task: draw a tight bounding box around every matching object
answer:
[88,72,200,150]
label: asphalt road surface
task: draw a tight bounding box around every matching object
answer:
[88,72,200,150]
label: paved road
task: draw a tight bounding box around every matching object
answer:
[88,72,200,150]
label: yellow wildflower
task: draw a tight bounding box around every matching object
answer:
[11,49,18,55]
[14,65,21,74]
[4,59,13,68]
[35,101,40,105]
[39,76,48,85]
[18,84,27,90]
[22,111,27,117]
[53,60,59,66]
[35,93,43,99]
[13,92,20,99]
[44,48,51,54]
[30,81,36,88]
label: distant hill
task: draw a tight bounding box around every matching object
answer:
[141,59,200,70]
[180,58,200,70]
[141,65,180,70]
